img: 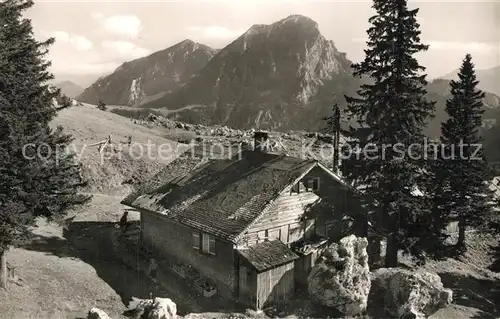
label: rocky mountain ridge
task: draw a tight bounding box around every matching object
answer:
[140,15,360,131]
[77,39,218,106]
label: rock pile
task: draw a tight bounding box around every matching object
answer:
[87,297,177,319]
[307,235,371,316]
[369,268,453,319]
[87,308,112,319]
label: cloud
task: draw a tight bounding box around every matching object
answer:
[186,25,245,39]
[90,12,104,20]
[102,41,151,59]
[93,13,142,37]
[51,30,93,51]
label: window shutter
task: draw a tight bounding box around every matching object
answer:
[209,236,216,255]
[202,233,209,253]
[192,232,200,249]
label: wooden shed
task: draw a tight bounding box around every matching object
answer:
[292,239,329,288]
[237,240,299,309]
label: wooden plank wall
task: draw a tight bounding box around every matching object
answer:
[294,247,327,287]
[257,262,295,309]
[240,183,319,246]
[141,211,237,299]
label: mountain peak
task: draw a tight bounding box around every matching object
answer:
[277,14,318,27]
[176,39,196,46]
[170,39,216,53]
[140,15,355,130]
[244,14,319,37]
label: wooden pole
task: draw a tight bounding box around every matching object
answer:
[332,104,340,174]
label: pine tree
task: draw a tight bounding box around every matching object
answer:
[0,0,89,288]
[342,0,435,267]
[436,54,494,253]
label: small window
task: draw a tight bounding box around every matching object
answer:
[192,232,200,249]
[202,233,216,255]
[307,177,320,191]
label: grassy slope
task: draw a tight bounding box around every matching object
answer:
[0,104,182,319]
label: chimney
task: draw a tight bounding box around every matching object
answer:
[253,131,269,152]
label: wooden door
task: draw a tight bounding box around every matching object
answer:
[239,265,248,297]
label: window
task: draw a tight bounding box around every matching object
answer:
[192,232,200,249]
[267,228,281,241]
[202,233,216,255]
[307,177,320,191]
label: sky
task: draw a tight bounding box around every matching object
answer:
[26,0,500,87]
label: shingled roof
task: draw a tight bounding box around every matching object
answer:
[121,144,240,206]
[237,240,299,272]
[125,150,317,242]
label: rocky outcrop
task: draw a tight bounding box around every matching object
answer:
[87,308,112,319]
[307,235,371,316]
[369,268,453,319]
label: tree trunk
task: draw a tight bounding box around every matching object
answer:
[0,248,7,289]
[385,234,398,267]
[457,219,466,250]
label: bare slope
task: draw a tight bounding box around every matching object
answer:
[51,103,187,195]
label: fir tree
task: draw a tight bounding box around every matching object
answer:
[342,0,435,267]
[436,54,494,253]
[0,0,89,288]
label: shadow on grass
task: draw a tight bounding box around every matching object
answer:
[20,221,231,316]
[439,272,500,319]
[489,242,500,273]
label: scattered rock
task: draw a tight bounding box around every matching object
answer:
[87,308,112,319]
[370,268,453,319]
[307,235,371,316]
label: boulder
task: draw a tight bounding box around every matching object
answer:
[370,268,453,318]
[149,298,177,319]
[130,297,177,319]
[307,235,371,316]
[87,308,112,319]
